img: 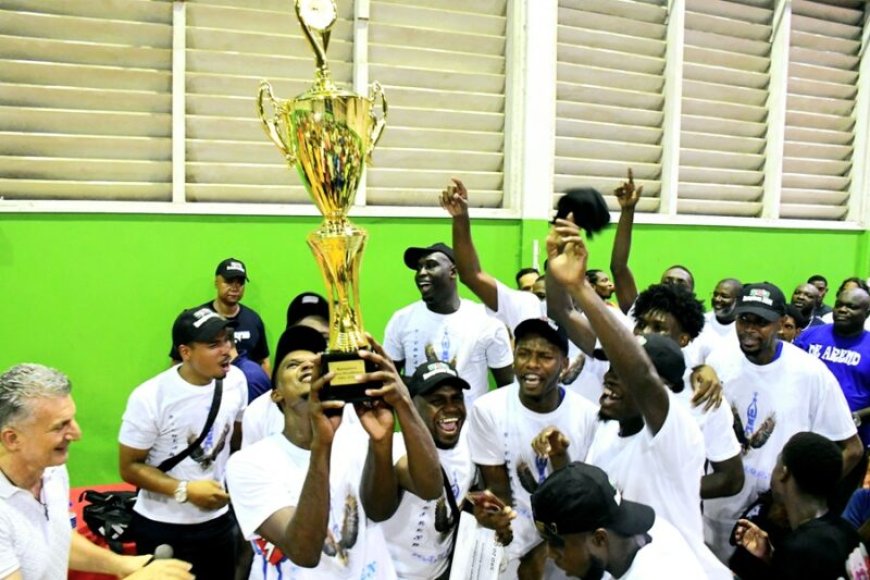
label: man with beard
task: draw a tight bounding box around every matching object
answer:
[119,308,248,579]
[371,361,477,579]
[585,270,616,304]
[791,283,826,329]
[544,218,731,578]
[795,287,870,496]
[684,278,742,367]
[227,330,437,579]
[466,319,599,578]
[704,283,862,561]
[531,462,705,579]
[384,242,514,407]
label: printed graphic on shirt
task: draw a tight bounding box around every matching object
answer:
[322,494,359,564]
[732,394,776,455]
[808,344,863,367]
[189,423,231,469]
[424,337,457,367]
[560,353,586,385]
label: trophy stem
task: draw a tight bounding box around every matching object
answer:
[307,220,370,353]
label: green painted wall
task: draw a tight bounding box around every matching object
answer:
[0,213,867,487]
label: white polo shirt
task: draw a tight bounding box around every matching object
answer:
[0,465,71,579]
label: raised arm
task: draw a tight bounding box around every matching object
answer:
[545,274,597,355]
[548,217,669,434]
[440,177,499,311]
[257,371,343,567]
[610,169,642,313]
[358,339,442,522]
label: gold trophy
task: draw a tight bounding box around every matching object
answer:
[256,0,387,401]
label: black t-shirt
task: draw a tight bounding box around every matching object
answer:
[168,301,269,362]
[773,512,865,580]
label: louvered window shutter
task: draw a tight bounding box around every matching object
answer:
[678,0,773,217]
[780,0,862,220]
[184,0,354,204]
[0,0,173,201]
[364,0,507,208]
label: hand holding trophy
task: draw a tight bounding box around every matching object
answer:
[256,0,387,401]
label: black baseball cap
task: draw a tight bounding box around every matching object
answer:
[514,318,569,356]
[286,292,329,327]
[215,258,249,281]
[408,361,471,398]
[593,334,686,389]
[271,325,328,386]
[553,187,611,238]
[532,462,655,537]
[735,282,786,322]
[403,243,455,270]
[172,307,232,348]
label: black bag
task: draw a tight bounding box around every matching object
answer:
[79,489,138,553]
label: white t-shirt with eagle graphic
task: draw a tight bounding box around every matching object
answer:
[381,429,475,579]
[226,424,396,580]
[384,299,513,408]
[703,341,857,557]
[119,364,247,524]
[465,383,598,561]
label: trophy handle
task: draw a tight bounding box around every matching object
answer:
[368,82,388,161]
[256,80,296,164]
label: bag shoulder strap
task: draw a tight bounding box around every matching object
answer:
[441,467,461,526]
[156,379,223,473]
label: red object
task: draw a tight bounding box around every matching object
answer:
[68,483,137,580]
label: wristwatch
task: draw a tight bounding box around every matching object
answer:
[174,480,189,503]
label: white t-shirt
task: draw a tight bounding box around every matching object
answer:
[227,428,396,580]
[118,365,247,524]
[674,381,741,464]
[486,280,545,334]
[242,390,283,448]
[561,344,607,405]
[384,299,514,407]
[242,396,360,450]
[585,392,730,579]
[603,518,705,580]
[466,383,598,559]
[683,312,737,368]
[381,430,475,579]
[0,466,70,580]
[704,341,858,554]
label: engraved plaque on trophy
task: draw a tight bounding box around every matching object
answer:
[256,0,387,401]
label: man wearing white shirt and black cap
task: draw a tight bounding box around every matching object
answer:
[120,307,248,580]
[531,462,705,579]
[384,241,514,407]
[466,317,599,578]
[704,281,863,561]
[376,361,477,579]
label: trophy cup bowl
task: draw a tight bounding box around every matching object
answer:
[256,0,387,402]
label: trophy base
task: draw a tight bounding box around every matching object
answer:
[320,350,381,403]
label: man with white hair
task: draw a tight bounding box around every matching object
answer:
[0,363,192,579]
